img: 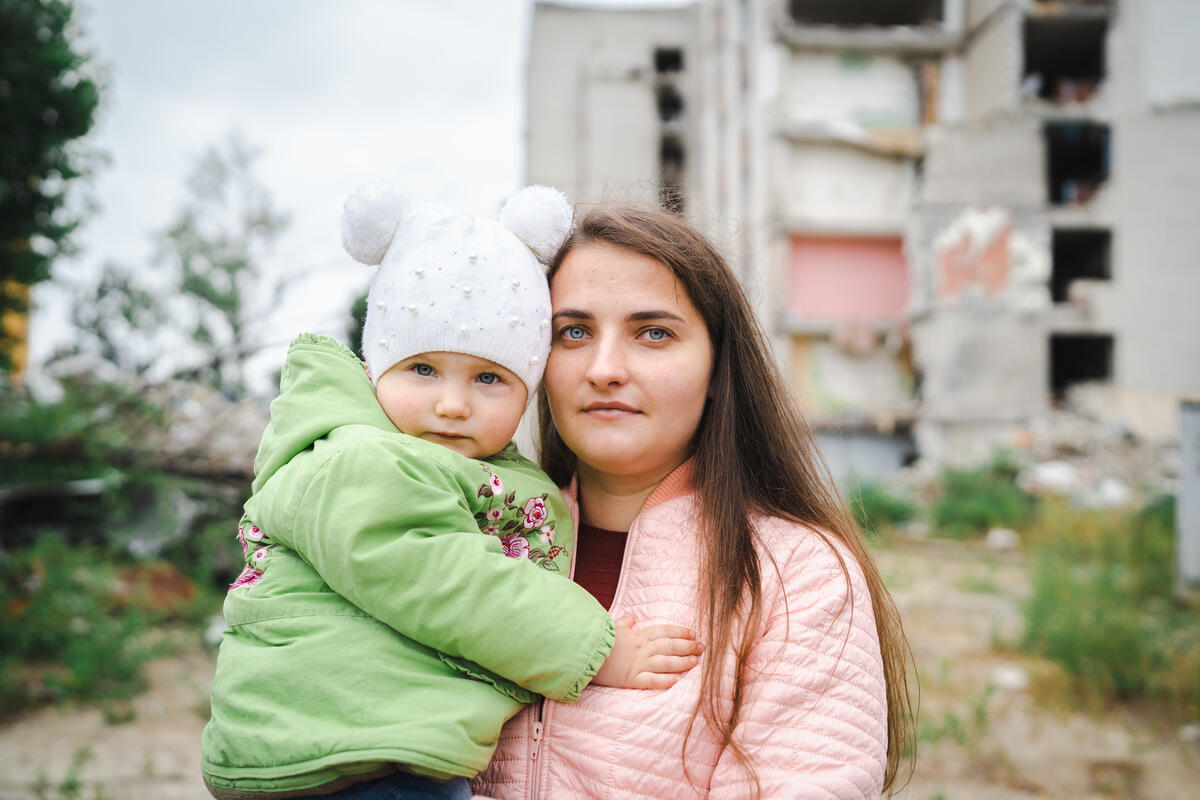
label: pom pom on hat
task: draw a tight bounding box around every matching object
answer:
[499,185,573,266]
[341,183,412,265]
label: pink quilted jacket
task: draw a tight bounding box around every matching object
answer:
[473,463,888,799]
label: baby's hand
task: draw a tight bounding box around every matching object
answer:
[592,615,703,689]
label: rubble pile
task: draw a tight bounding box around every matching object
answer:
[1017,405,1180,509]
[145,381,270,480]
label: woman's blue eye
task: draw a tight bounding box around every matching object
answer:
[477,372,501,385]
[644,328,669,341]
[413,364,435,376]
[563,325,586,340]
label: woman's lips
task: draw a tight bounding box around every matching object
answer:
[582,402,640,419]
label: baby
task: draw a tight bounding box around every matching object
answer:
[201,185,700,800]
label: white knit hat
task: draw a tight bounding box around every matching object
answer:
[341,184,573,392]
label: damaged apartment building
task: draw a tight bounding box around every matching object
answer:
[525,0,1200,477]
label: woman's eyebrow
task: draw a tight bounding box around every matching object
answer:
[552,309,688,323]
[627,310,686,323]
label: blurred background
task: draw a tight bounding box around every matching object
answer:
[1,1,1198,798]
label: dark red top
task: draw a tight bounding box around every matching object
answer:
[573,521,629,610]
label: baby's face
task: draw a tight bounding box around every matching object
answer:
[375,351,528,459]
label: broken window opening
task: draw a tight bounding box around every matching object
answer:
[1044,121,1110,205]
[654,47,683,73]
[659,133,686,214]
[656,83,684,123]
[1051,229,1111,303]
[1050,333,1113,399]
[1023,16,1107,104]
[788,0,944,27]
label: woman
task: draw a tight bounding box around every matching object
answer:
[474,205,915,799]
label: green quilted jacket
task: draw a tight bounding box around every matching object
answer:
[201,334,614,795]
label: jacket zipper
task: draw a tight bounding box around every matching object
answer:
[529,489,641,798]
[529,700,545,799]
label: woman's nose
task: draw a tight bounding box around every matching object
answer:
[584,337,629,387]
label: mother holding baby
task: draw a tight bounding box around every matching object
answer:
[475,205,915,799]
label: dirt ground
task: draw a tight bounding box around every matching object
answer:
[0,538,1197,800]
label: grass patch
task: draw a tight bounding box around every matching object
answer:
[956,570,1004,595]
[931,454,1034,538]
[847,481,917,540]
[1021,495,1200,718]
[0,534,212,718]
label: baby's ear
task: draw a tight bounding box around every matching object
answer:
[341,183,412,265]
[499,185,572,268]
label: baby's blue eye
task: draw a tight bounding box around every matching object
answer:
[413,364,435,376]
[477,372,501,385]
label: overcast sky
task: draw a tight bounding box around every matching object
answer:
[32,0,691,394]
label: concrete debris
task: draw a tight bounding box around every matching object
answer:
[145,381,270,479]
[1019,408,1179,505]
[1093,477,1134,509]
[1018,460,1081,495]
[1064,382,1181,443]
[991,664,1030,693]
[985,527,1021,551]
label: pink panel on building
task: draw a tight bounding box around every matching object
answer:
[788,236,909,321]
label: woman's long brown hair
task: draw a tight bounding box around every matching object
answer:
[538,205,916,795]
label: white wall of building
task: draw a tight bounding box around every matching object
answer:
[525,4,700,206]
[782,53,920,128]
[782,145,916,231]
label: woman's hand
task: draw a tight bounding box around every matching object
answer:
[592,615,703,689]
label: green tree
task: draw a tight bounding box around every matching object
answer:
[158,135,289,396]
[58,135,289,397]
[0,0,101,373]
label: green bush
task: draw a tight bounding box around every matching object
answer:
[931,455,1033,538]
[1022,496,1200,717]
[847,481,917,539]
[0,534,160,716]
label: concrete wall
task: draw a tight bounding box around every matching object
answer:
[1107,112,1200,393]
[912,304,1050,458]
[792,334,913,419]
[1143,0,1200,109]
[526,3,700,205]
[921,119,1044,207]
[963,0,1020,120]
[782,144,915,230]
[782,53,920,128]
[816,429,917,486]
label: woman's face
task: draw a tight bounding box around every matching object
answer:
[546,242,713,488]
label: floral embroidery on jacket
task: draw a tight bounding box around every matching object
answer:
[475,467,564,571]
[229,517,273,591]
